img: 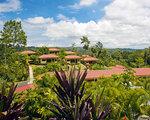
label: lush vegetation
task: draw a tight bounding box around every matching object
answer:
[0,20,149,120]
[0,20,28,82]
[80,36,150,68]
[0,83,24,120]
[18,69,149,120]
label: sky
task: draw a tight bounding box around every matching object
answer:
[0,0,150,48]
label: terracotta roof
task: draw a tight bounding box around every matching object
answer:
[20,50,36,55]
[82,55,90,58]
[86,69,124,80]
[15,84,33,92]
[65,51,76,55]
[86,66,150,80]
[15,66,150,92]
[65,55,81,60]
[82,56,98,62]
[134,68,150,77]
[39,54,58,60]
[112,65,126,70]
[49,48,60,52]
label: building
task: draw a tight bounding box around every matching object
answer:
[65,51,76,55]
[85,65,150,81]
[20,50,36,56]
[49,48,60,54]
[65,55,81,63]
[81,55,98,64]
[39,54,58,64]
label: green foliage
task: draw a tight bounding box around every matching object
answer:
[81,36,90,51]
[46,62,61,71]
[91,41,103,58]
[30,55,39,64]
[50,68,110,120]
[24,75,57,119]
[58,48,66,59]
[144,47,150,65]
[0,53,28,82]
[92,63,104,70]
[85,73,150,119]
[0,20,28,82]
[37,46,49,54]
[0,20,27,47]
[34,66,48,76]
[36,74,58,88]
[71,43,77,52]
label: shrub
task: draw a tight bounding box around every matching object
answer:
[0,83,24,120]
[49,68,111,120]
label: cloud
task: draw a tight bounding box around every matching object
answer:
[25,17,54,24]
[57,14,76,22]
[45,0,149,48]
[79,0,97,6]
[70,0,97,9]
[0,0,150,48]
[0,0,21,13]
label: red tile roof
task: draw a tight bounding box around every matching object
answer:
[111,65,126,70]
[86,66,150,80]
[82,56,98,62]
[49,48,60,52]
[20,50,36,55]
[39,54,58,60]
[82,55,90,58]
[15,84,34,92]
[15,66,150,92]
[86,69,124,80]
[134,68,150,77]
[65,51,76,55]
[65,55,81,60]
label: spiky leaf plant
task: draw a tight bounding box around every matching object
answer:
[0,83,24,120]
[50,68,92,120]
[50,68,111,120]
[88,87,111,120]
[88,97,111,120]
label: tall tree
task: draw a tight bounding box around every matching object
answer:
[71,43,77,52]
[0,20,27,48]
[80,36,90,51]
[91,41,103,57]
[0,20,28,82]
[144,47,150,65]
[0,20,27,64]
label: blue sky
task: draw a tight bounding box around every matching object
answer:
[0,0,150,48]
[1,0,111,22]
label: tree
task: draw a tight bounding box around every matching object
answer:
[111,49,123,61]
[37,46,49,54]
[71,43,77,52]
[80,36,90,51]
[144,47,150,65]
[0,20,27,48]
[91,41,103,57]
[0,20,28,82]
[0,20,27,64]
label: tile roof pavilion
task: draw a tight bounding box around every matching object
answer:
[20,50,36,55]
[39,54,58,60]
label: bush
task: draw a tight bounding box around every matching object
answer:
[46,62,61,71]
[30,55,39,64]
[34,66,48,76]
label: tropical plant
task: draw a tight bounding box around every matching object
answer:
[49,68,111,120]
[0,83,24,120]
[81,36,90,51]
[85,73,150,120]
